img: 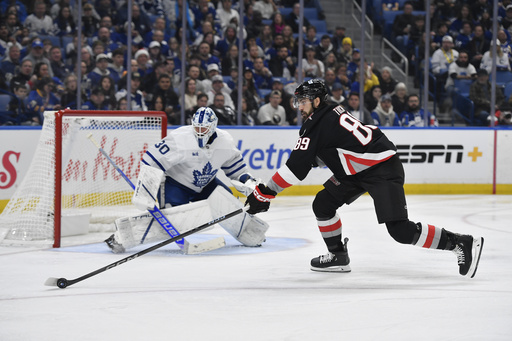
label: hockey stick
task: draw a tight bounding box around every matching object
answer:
[44,207,247,289]
[87,133,225,254]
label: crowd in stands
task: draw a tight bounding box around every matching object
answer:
[1,0,510,127]
[375,0,512,126]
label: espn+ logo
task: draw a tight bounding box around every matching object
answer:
[397,145,463,163]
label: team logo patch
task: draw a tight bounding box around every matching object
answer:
[192,162,218,188]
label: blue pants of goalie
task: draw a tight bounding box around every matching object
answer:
[162,177,232,207]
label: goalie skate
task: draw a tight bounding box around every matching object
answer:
[105,234,125,254]
[311,238,351,273]
[452,235,484,278]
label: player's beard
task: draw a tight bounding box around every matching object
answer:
[301,106,314,122]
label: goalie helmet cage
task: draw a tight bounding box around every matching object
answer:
[0,109,167,248]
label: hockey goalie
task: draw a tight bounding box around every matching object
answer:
[105,107,269,253]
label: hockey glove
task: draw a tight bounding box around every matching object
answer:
[245,184,277,215]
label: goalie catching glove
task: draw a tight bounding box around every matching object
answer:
[245,184,277,214]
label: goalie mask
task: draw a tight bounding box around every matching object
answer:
[192,107,218,148]
[293,79,328,109]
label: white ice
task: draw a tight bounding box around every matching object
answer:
[1,194,511,341]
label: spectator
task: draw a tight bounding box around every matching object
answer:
[24,1,55,36]
[53,5,76,37]
[364,85,382,112]
[497,29,512,62]
[346,48,361,81]
[392,1,415,52]
[87,53,112,90]
[221,45,239,77]
[60,73,82,110]
[231,69,261,112]
[400,94,438,127]
[209,92,236,125]
[449,4,474,37]
[281,25,296,53]
[82,2,100,37]
[94,26,122,54]
[10,59,33,92]
[80,46,95,74]
[23,40,53,78]
[431,35,459,76]
[193,21,220,49]
[49,46,70,82]
[252,57,273,90]
[148,73,180,123]
[445,50,476,91]
[253,0,278,20]
[323,51,339,71]
[344,92,373,124]
[200,63,223,95]
[329,82,345,105]
[323,68,337,95]
[26,77,61,124]
[148,41,166,65]
[82,87,108,110]
[270,12,285,36]
[335,63,351,91]
[454,21,474,52]
[285,3,311,34]
[302,45,325,78]
[2,44,21,84]
[115,72,147,111]
[502,5,512,38]
[304,26,320,47]
[481,40,512,73]
[469,69,505,126]
[468,24,490,69]
[332,26,347,58]
[181,78,199,114]
[207,75,235,109]
[244,43,265,70]
[134,49,152,78]
[216,24,239,59]
[257,90,287,125]
[217,0,240,31]
[197,41,221,75]
[371,94,401,126]
[259,25,274,53]
[3,82,34,126]
[107,48,125,84]
[98,75,117,110]
[316,35,334,62]
[192,0,218,30]
[391,82,408,116]
[30,62,51,90]
[378,66,398,95]
[116,97,128,111]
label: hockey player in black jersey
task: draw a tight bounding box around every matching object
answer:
[246,79,484,278]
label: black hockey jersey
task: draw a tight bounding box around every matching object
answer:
[269,102,397,192]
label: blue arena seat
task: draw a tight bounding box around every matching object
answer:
[492,70,512,86]
[39,35,61,48]
[504,81,512,100]
[452,91,475,126]
[303,8,318,20]
[453,79,473,97]
[279,7,293,17]
[309,20,327,34]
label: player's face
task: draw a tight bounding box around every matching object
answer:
[295,97,314,121]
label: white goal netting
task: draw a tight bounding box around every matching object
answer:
[0,110,165,247]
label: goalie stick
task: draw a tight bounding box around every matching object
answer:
[87,133,225,255]
[44,207,247,289]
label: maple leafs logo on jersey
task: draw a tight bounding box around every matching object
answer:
[192,162,218,188]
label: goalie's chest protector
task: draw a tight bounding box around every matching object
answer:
[144,126,241,192]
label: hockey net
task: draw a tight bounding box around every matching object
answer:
[0,109,167,248]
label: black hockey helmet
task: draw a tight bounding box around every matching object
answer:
[293,78,328,108]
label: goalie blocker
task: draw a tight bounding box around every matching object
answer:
[111,187,269,252]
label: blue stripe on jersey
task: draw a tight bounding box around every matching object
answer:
[144,151,166,172]
[225,163,246,177]
[221,157,243,170]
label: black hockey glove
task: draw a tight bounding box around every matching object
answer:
[245,184,277,215]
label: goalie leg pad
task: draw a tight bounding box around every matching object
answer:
[114,200,214,251]
[208,187,269,247]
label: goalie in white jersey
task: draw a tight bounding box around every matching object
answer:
[105,107,268,253]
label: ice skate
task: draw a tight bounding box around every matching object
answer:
[452,235,484,278]
[311,238,351,273]
[105,234,125,254]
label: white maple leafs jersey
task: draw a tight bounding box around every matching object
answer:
[142,126,248,193]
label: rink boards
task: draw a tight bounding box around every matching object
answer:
[1,126,511,212]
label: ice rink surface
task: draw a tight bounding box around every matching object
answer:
[1,194,511,341]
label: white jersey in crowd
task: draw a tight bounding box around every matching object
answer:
[142,126,248,193]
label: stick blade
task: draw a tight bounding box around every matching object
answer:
[184,237,226,255]
[44,277,59,287]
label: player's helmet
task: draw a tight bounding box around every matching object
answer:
[293,79,328,108]
[192,107,218,148]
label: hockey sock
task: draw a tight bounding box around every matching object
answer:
[317,215,343,253]
[414,223,454,250]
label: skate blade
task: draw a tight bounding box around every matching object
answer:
[468,237,484,278]
[310,265,352,273]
